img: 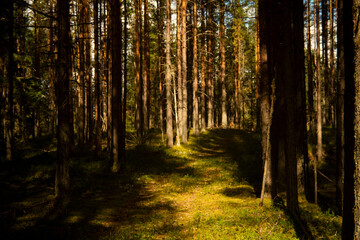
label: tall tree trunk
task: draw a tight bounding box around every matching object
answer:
[135,0,144,137]
[200,0,206,131]
[307,0,314,146]
[55,0,72,201]
[166,0,173,147]
[329,0,335,126]
[77,0,85,145]
[85,0,92,144]
[49,0,56,136]
[110,0,122,172]
[336,0,345,216]
[94,0,102,156]
[207,2,214,128]
[5,0,14,161]
[192,0,199,135]
[352,1,360,237]
[143,0,150,131]
[176,0,183,141]
[219,0,227,128]
[322,0,330,125]
[255,5,261,130]
[122,0,128,163]
[315,0,321,205]
[258,0,272,203]
[342,0,360,238]
[181,0,188,143]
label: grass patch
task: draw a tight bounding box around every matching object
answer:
[0,129,341,239]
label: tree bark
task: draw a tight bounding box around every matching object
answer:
[94,0,102,156]
[207,2,214,128]
[166,0,174,147]
[84,0,92,144]
[200,0,206,131]
[219,0,227,128]
[336,0,345,216]
[55,0,72,201]
[110,0,122,172]
[315,0,321,205]
[135,0,143,138]
[176,0,183,141]
[181,0,188,143]
[192,0,199,135]
[143,0,150,131]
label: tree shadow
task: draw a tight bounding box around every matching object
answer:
[0,141,193,239]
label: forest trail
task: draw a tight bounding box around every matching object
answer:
[1,129,341,239]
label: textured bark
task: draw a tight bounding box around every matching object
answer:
[122,0,128,162]
[94,0,102,156]
[55,0,72,200]
[200,0,206,131]
[219,0,227,128]
[181,0,188,143]
[207,1,214,128]
[322,0,330,125]
[353,1,360,237]
[258,0,272,202]
[336,0,345,216]
[315,0,321,205]
[84,0,92,144]
[176,0,183,141]
[77,0,85,145]
[143,0,150,131]
[110,0,122,172]
[135,0,144,137]
[166,0,173,147]
[307,0,314,143]
[329,0,335,126]
[192,0,199,135]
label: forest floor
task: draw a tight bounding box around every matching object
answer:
[0,129,341,239]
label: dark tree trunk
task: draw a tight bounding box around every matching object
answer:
[143,0,150,131]
[55,0,72,201]
[122,0,128,163]
[336,0,345,216]
[110,0,123,172]
[5,0,14,162]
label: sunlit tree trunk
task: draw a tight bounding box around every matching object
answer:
[207,1,214,128]
[166,0,173,147]
[176,0,183,141]
[143,0,150,131]
[77,0,85,145]
[192,0,199,135]
[181,0,188,143]
[200,0,206,131]
[122,0,128,162]
[219,0,227,128]
[84,0,92,144]
[135,0,144,137]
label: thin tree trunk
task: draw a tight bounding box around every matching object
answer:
[307,0,314,143]
[143,0,150,131]
[181,0,188,143]
[207,2,214,128]
[77,0,85,145]
[135,0,144,138]
[55,0,72,201]
[94,0,102,156]
[122,0,128,162]
[85,0,92,144]
[176,0,183,141]
[200,0,206,131]
[322,0,330,125]
[219,0,227,128]
[315,0,321,205]
[49,0,56,136]
[5,0,14,161]
[192,0,199,135]
[166,0,173,147]
[329,0,335,126]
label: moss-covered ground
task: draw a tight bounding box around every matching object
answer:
[0,129,341,239]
